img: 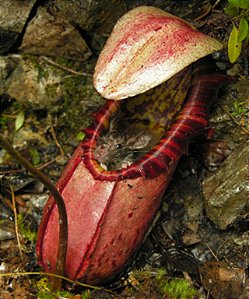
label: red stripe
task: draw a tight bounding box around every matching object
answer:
[82,58,232,181]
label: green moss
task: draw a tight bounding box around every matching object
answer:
[45,84,59,99]
[161,278,197,299]
[36,277,52,298]
[20,55,104,140]
[231,100,248,117]
[17,214,37,243]
[29,147,40,166]
[81,290,91,299]
[25,54,50,81]
[37,289,75,299]
[37,290,55,299]
[36,277,92,298]
[58,71,104,140]
[0,114,8,129]
[132,268,159,282]
[129,269,197,298]
[155,268,167,283]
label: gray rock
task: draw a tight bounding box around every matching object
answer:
[53,0,127,50]
[202,142,249,230]
[0,221,15,241]
[54,0,127,32]
[209,78,249,143]
[0,55,20,95]
[0,228,15,241]
[0,0,36,54]
[20,6,91,61]
[7,56,63,108]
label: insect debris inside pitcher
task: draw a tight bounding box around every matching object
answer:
[94,65,193,171]
[94,112,159,170]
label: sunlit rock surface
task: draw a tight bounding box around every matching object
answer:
[203,142,249,230]
[7,56,63,109]
[20,6,91,61]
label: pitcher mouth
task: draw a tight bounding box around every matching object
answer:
[82,99,185,181]
[82,64,195,181]
[81,5,225,182]
[82,56,231,182]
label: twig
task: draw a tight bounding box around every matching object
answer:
[212,0,222,10]
[41,56,92,77]
[0,156,61,175]
[1,114,17,118]
[10,184,23,260]
[206,243,219,261]
[218,103,249,135]
[38,156,61,170]
[0,135,68,291]
[48,113,65,157]
[0,271,115,294]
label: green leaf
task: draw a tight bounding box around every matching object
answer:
[0,116,8,129]
[237,0,249,9]
[228,0,249,9]
[17,214,37,242]
[15,111,25,131]
[29,147,40,166]
[224,3,239,16]
[228,0,240,6]
[228,24,242,63]
[76,131,85,140]
[238,17,249,41]
[245,25,249,46]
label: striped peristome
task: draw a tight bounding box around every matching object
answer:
[82,57,230,181]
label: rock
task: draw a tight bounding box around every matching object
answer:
[199,261,246,299]
[176,166,205,245]
[202,142,249,230]
[20,6,91,61]
[53,0,127,50]
[201,140,233,171]
[0,55,20,95]
[0,0,36,54]
[54,0,127,32]
[233,232,249,246]
[7,56,63,109]
[0,221,15,241]
[209,78,249,143]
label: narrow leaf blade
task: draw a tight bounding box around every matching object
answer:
[29,148,40,166]
[224,3,238,16]
[228,24,242,63]
[228,0,249,9]
[237,0,249,9]
[238,17,249,42]
[15,111,25,131]
[245,25,249,46]
[228,0,240,6]
[76,131,85,141]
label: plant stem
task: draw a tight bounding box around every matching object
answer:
[0,135,68,290]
